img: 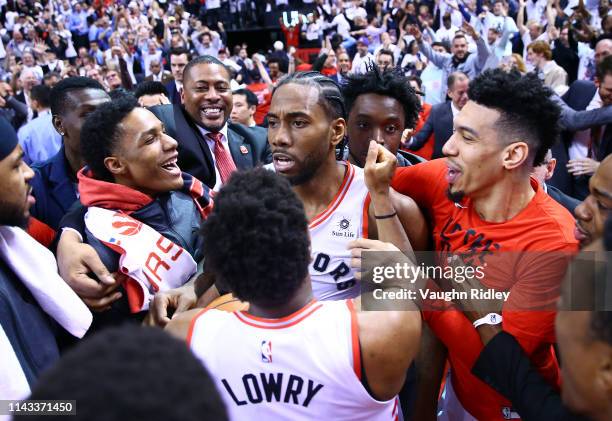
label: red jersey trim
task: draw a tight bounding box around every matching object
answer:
[234,300,323,329]
[347,299,362,380]
[309,163,355,229]
[362,193,371,239]
[186,308,210,347]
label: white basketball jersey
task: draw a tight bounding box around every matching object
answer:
[309,162,370,301]
[188,300,399,421]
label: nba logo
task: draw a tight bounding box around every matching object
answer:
[261,340,272,363]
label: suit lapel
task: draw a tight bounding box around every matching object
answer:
[227,128,253,170]
[174,106,217,183]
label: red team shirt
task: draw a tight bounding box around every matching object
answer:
[391,159,579,420]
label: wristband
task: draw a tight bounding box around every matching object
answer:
[374,211,397,220]
[473,313,502,328]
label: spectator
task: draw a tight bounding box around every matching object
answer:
[351,36,376,73]
[134,81,171,107]
[528,40,569,94]
[145,59,174,85]
[409,21,491,100]
[17,85,62,165]
[166,47,190,105]
[407,72,469,159]
[230,88,259,128]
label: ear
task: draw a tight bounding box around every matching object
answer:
[52,115,65,136]
[546,157,557,180]
[329,117,346,147]
[104,156,126,176]
[502,141,529,170]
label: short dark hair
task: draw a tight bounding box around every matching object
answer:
[201,168,310,306]
[49,76,106,116]
[377,48,395,65]
[597,55,612,81]
[275,71,346,120]
[267,57,281,66]
[81,96,139,182]
[232,88,258,107]
[28,327,228,421]
[43,71,60,83]
[134,80,169,99]
[431,41,449,52]
[169,46,190,61]
[342,67,421,130]
[468,69,561,167]
[447,71,468,91]
[30,84,51,108]
[183,55,230,84]
[407,75,422,89]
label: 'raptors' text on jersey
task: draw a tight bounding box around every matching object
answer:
[188,300,399,421]
[309,162,370,300]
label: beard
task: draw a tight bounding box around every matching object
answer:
[287,150,326,186]
[446,186,465,204]
[0,198,29,228]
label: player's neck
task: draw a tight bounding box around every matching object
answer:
[472,174,535,223]
[294,158,346,222]
[247,279,314,319]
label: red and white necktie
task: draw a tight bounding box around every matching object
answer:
[208,132,237,184]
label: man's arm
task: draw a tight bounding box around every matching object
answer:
[412,324,448,421]
[553,95,612,131]
[408,109,435,150]
[472,331,588,421]
[409,24,451,69]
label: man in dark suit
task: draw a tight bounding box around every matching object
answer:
[406,72,469,159]
[532,149,581,215]
[164,48,190,105]
[144,59,174,85]
[150,55,271,190]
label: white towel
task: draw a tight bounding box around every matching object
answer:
[0,324,30,402]
[0,226,92,338]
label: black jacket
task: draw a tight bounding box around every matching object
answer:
[149,104,271,188]
[409,101,454,160]
[472,332,592,421]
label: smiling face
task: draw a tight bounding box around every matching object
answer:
[574,157,612,246]
[267,83,344,185]
[0,145,35,227]
[182,62,232,132]
[347,93,404,167]
[442,100,510,201]
[106,108,183,195]
[452,36,468,60]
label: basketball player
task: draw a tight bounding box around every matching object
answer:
[390,69,579,420]
[167,166,422,420]
[266,71,427,301]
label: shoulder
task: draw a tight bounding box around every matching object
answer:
[165,308,205,342]
[228,122,267,144]
[526,186,579,248]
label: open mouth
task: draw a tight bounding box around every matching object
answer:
[201,107,223,119]
[273,152,296,173]
[160,156,180,176]
[446,161,462,184]
[574,224,590,243]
